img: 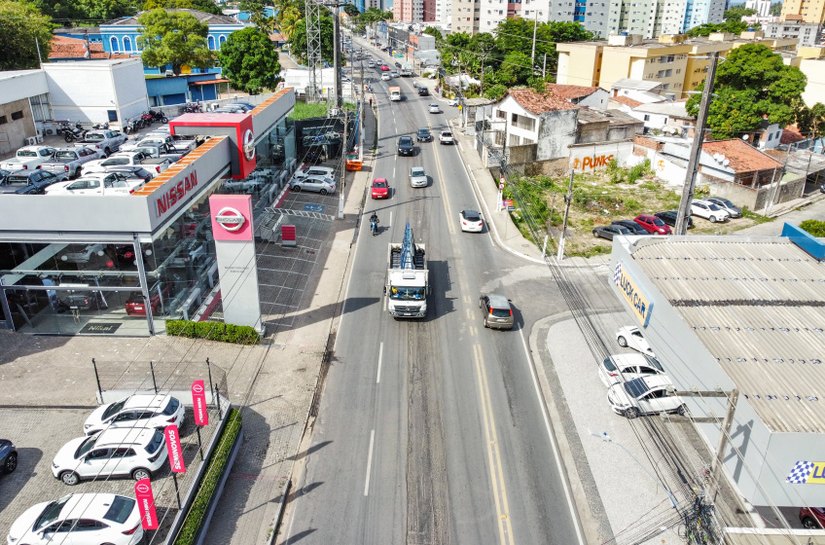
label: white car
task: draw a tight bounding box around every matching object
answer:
[291,165,335,183]
[707,196,742,218]
[690,199,730,223]
[381,72,392,81]
[428,103,441,114]
[1,145,56,172]
[607,375,685,418]
[52,427,168,485]
[83,393,184,435]
[459,209,484,232]
[45,172,145,196]
[409,166,428,188]
[290,175,336,194]
[598,353,665,387]
[447,98,459,107]
[7,493,144,545]
[439,130,454,145]
[615,325,654,356]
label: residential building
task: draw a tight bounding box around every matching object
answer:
[479,0,521,32]
[394,0,424,22]
[763,20,824,47]
[609,78,666,102]
[746,0,772,17]
[100,9,244,74]
[451,0,480,32]
[800,57,825,105]
[435,0,452,23]
[781,0,825,24]
[630,100,693,135]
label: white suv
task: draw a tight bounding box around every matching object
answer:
[83,393,184,435]
[290,175,336,194]
[439,130,454,145]
[690,199,730,223]
[291,165,335,183]
[52,427,167,485]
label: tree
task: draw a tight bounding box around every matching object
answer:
[343,3,359,16]
[0,0,54,70]
[288,14,334,64]
[142,0,222,15]
[484,83,507,101]
[686,44,807,139]
[494,50,532,86]
[724,6,756,21]
[686,18,757,37]
[796,102,825,139]
[422,26,442,41]
[769,2,782,15]
[76,0,138,20]
[219,26,281,94]
[137,9,214,74]
[274,0,303,39]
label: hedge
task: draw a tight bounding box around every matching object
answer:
[166,320,260,345]
[174,408,242,545]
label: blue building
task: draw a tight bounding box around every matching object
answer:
[99,9,246,75]
[145,73,229,106]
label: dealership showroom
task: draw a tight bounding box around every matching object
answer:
[0,89,296,335]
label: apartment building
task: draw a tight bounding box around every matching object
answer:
[746,0,772,17]
[451,0,480,32]
[435,0,453,25]
[781,0,825,24]
[763,20,824,47]
[393,0,423,22]
[479,0,522,32]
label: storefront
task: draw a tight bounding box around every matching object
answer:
[0,89,297,336]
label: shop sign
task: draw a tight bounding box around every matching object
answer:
[79,323,121,334]
[786,460,825,485]
[243,129,255,161]
[613,262,653,327]
[134,479,158,530]
[155,171,199,218]
[214,207,246,232]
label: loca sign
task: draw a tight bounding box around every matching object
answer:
[155,171,199,217]
[164,425,186,473]
[191,379,209,426]
[134,478,158,530]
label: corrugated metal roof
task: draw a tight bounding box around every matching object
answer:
[631,238,825,433]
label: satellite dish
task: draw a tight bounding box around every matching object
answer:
[742,134,749,141]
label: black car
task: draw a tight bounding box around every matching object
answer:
[654,210,694,229]
[592,224,634,241]
[99,165,154,183]
[0,168,9,185]
[397,135,415,156]
[0,439,17,474]
[611,219,650,236]
[418,86,429,96]
[0,169,65,195]
[416,128,433,142]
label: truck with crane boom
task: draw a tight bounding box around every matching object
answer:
[385,223,429,318]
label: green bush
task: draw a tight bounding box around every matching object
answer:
[166,320,260,344]
[174,408,242,545]
[800,219,825,237]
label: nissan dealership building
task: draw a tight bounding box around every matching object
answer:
[0,89,297,336]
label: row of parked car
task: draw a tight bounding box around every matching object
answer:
[3,393,186,545]
[592,197,743,241]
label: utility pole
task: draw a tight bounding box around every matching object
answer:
[338,109,348,219]
[359,55,365,162]
[557,170,574,261]
[531,9,538,70]
[675,52,719,236]
[332,2,343,109]
[542,53,547,79]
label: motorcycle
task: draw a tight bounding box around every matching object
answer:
[179,102,202,114]
[370,217,379,236]
[148,109,168,124]
[57,121,85,142]
[92,122,109,130]
[123,117,140,135]
[140,111,155,126]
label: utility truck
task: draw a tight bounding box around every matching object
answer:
[389,86,402,102]
[385,223,429,318]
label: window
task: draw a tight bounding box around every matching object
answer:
[123,36,132,52]
[219,35,227,48]
[644,114,650,121]
[10,111,23,121]
[110,36,119,52]
[208,35,216,49]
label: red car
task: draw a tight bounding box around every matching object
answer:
[371,178,390,199]
[800,507,825,529]
[380,64,390,71]
[125,291,162,316]
[634,214,672,235]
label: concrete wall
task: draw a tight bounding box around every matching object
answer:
[536,109,578,161]
[569,140,635,171]
[0,98,37,156]
[801,59,825,107]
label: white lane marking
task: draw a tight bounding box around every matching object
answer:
[364,428,376,496]
[376,342,384,384]
[518,329,586,545]
[389,210,393,228]
[393,166,396,178]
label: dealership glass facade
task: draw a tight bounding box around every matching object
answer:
[0,97,297,335]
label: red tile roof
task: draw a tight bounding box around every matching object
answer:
[49,36,130,60]
[508,86,577,115]
[702,139,781,173]
[545,83,599,100]
[611,95,642,108]
[780,126,805,145]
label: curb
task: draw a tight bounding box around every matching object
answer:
[196,426,245,545]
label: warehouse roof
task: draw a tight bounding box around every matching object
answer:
[630,236,825,433]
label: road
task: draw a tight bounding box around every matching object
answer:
[282,41,585,545]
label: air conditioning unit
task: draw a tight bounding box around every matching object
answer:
[25,136,38,146]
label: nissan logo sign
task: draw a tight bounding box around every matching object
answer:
[215,206,246,232]
[192,383,204,394]
[136,482,150,494]
[243,129,255,161]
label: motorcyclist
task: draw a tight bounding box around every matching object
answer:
[369,212,379,235]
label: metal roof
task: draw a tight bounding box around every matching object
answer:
[630,237,825,433]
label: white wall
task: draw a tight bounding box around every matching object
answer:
[801,59,825,107]
[42,59,148,125]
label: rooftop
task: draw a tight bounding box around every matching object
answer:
[576,108,642,126]
[611,96,643,108]
[48,36,130,61]
[507,86,577,115]
[702,139,781,172]
[630,237,825,434]
[633,100,691,118]
[545,83,600,101]
[104,8,242,26]
[611,79,662,92]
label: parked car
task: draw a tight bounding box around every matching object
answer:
[607,375,685,418]
[598,353,665,387]
[289,175,336,194]
[611,219,650,236]
[390,70,400,78]
[416,128,432,142]
[654,210,693,229]
[7,493,144,545]
[83,393,184,435]
[291,164,336,183]
[79,129,128,156]
[124,291,162,316]
[52,427,168,485]
[371,178,390,199]
[439,130,454,145]
[85,150,173,177]
[397,135,415,156]
[45,172,146,196]
[409,166,428,188]
[0,169,66,195]
[0,168,9,185]
[0,145,56,172]
[428,103,442,114]
[60,244,107,264]
[592,224,634,241]
[800,507,825,529]
[39,146,104,179]
[615,325,655,356]
[380,64,390,71]
[459,209,484,233]
[479,293,514,330]
[0,439,17,474]
[690,199,730,223]
[634,214,672,235]
[707,197,742,218]
[95,165,155,184]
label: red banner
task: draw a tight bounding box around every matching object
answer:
[164,425,186,474]
[191,379,208,427]
[134,479,158,530]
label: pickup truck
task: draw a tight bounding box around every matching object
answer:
[119,142,183,162]
[0,169,67,194]
[0,146,56,172]
[83,150,172,177]
[45,171,146,196]
[79,130,128,156]
[137,133,196,154]
[39,145,105,179]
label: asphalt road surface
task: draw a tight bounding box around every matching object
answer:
[282,42,585,545]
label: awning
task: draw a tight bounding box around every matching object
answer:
[191,78,230,86]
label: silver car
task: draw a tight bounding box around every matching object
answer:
[290,175,336,195]
[409,166,428,188]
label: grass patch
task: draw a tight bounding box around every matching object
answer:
[173,409,242,545]
[289,101,328,120]
[166,320,260,345]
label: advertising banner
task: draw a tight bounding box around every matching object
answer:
[164,425,186,474]
[191,379,209,427]
[134,478,158,530]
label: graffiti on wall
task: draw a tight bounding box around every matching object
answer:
[571,153,614,172]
